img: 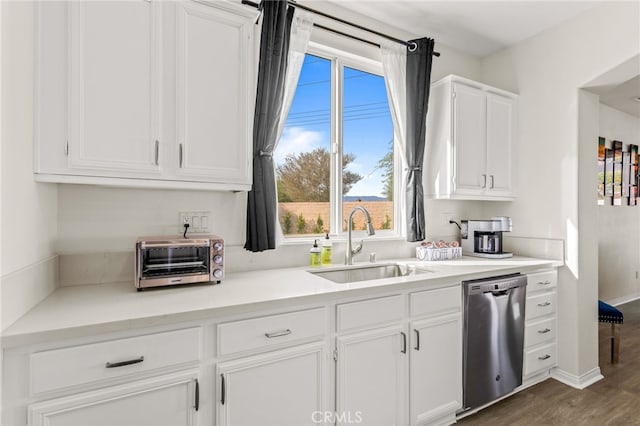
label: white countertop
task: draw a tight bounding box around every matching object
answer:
[1,256,562,348]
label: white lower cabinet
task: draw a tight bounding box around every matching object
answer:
[28,370,200,426]
[216,343,326,426]
[335,288,462,426]
[336,325,407,426]
[523,270,558,382]
[410,313,462,426]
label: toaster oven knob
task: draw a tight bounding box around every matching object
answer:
[213,269,223,279]
[213,242,223,251]
[213,255,223,264]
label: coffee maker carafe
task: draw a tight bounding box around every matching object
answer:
[461,217,512,258]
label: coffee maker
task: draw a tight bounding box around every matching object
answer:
[461,217,512,258]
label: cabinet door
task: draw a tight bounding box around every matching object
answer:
[410,314,462,426]
[174,1,253,185]
[68,1,161,176]
[452,83,487,194]
[486,93,514,196]
[217,343,326,426]
[28,370,198,426]
[336,326,407,426]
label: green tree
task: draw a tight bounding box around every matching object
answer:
[376,140,394,201]
[313,215,324,234]
[277,178,292,202]
[296,214,306,233]
[282,211,293,234]
[277,148,362,202]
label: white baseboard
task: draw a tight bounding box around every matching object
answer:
[604,293,640,307]
[551,366,603,389]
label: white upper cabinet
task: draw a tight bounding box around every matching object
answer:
[35,0,256,191]
[174,1,252,184]
[68,1,161,176]
[425,75,517,200]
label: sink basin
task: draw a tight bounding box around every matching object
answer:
[309,263,433,284]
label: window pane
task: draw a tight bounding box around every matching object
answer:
[342,66,394,232]
[276,54,331,237]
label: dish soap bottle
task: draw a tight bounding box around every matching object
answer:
[321,233,332,265]
[310,239,321,267]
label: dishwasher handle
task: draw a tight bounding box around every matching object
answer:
[487,289,511,297]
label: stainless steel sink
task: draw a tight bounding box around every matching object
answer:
[309,263,432,284]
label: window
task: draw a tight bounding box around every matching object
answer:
[276,46,399,239]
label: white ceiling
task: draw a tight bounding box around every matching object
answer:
[594,75,640,118]
[324,1,602,57]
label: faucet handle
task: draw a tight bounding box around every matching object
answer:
[352,240,364,255]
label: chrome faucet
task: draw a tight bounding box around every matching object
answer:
[345,206,376,265]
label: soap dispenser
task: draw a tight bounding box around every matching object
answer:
[310,239,321,267]
[321,233,332,265]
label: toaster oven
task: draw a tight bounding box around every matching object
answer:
[135,235,224,290]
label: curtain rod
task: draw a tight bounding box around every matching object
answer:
[241,0,441,57]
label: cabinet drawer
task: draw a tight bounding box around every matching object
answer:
[527,270,557,294]
[30,328,201,395]
[525,317,556,348]
[410,285,460,317]
[337,295,403,332]
[524,343,557,376]
[217,308,326,356]
[526,291,556,320]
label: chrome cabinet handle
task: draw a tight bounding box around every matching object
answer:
[537,280,552,285]
[105,356,144,369]
[537,302,551,307]
[538,328,551,334]
[538,354,551,360]
[481,174,487,188]
[490,175,494,189]
[265,329,292,338]
[154,140,159,165]
[179,143,183,168]
[220,374,225,405]
[414,329,420,351]
[400,332,407,354]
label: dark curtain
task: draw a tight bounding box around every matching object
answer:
[405,38,435,242]
[244,1,293,252]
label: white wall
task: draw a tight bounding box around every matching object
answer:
[1,2,58,329]
[597,103,640,304]
[481,2,639,383]
[0,0,4,415]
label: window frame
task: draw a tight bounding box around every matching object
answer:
[278,39,405,242]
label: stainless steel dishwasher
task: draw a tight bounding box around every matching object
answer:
[462,273,527,411]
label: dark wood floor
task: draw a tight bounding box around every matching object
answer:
[458,299,640,425]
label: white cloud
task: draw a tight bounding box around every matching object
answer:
[348,169,386,198]
[275,127,326,164]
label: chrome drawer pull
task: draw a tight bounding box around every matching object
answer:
[537,280,552,285]
[538,354,551,361]
[264,329,292,338]
[537,302,551,307]
[105,356,144,369]
[538,328,551,334]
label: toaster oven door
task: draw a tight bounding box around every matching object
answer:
[138,242,211,288]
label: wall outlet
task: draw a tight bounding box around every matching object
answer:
[179,211,211,234]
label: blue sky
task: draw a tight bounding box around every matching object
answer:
[277,54,393,198]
